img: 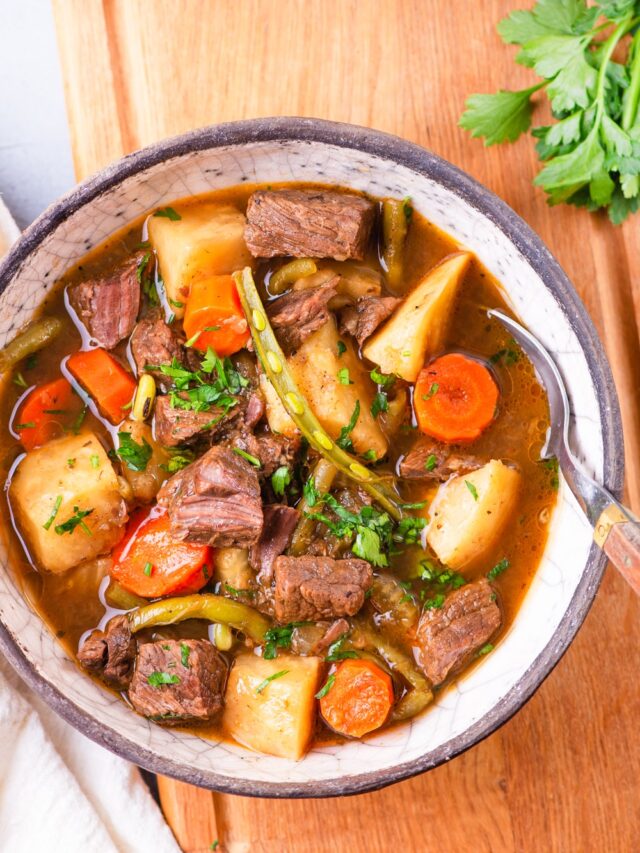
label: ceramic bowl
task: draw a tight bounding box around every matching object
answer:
[0,118,623,797]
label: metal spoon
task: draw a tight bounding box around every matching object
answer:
[488,308,640,594]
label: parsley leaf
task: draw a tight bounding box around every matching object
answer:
[43,495,62,530]
[371,391,389,418]
[263,623,309,659]
[326,635,359,662]
[465,480,479,501]
[460,85,543,146]
[488,557,510,580]
[337,340,347,357]
[336,401,360,451]
[117,432,153,472]
[337,367,352,385]
[271,465,291,496]
[54,506,93,536]
[147,671,180,687]
[315,674,336,699]
[180,643,191,668]
[233,447,261,467]
[256,669,289,693]
[153,207,181,220]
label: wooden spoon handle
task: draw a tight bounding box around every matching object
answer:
[602,521,640,594]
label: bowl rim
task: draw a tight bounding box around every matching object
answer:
[0,116,624,798]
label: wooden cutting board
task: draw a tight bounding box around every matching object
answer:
[52,2,640,851]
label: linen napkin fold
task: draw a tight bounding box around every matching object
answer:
[0,197,180,853]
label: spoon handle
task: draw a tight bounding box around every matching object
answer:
[594,505,640,594]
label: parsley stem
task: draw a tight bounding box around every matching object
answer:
[595,14,634,117]
[622,29,640,131]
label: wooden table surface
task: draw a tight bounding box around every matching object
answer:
[52,2,640,851]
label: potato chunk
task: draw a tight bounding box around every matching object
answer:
[289,317,388,459]
[10,432,127,573]
[426,459,521,570]
[223,652,322,760]
[148,203,253,316]
[118,420,169,503]
[363,252,471,382]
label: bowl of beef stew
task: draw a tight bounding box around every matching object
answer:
[0,118,622,796]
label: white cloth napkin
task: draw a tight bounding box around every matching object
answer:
[0,197,181,853]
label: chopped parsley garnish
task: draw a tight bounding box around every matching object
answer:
[168,298,184,308]
[13,371,27,388]
[147,671,180,687]
[233,447,261,467]
[184,331,202,348]
[403,196,413,223]
[54,506,94,536]
[256,669,289,694]
[67,457,76,468]
[337,367,352,385]
[90,454,100,469]
[224,582,254,598]
[370,368,395,388]
[211,842,219,851]
[71,405,88,434]
[154,348,247,416]
[477,643,494,657]
[160,447,195,473]
[423,593,445,610]
[336,400,360,451]
[43,495,62,530]
[153,206,181,221]
[362,449,377,462]
[180,643,191,668]
[326,636,358,662]
[15,422,35,430]
[371,391,389,419]
[143,562,153,577]
[422,382,439,400]
[337,340,347,357]
[487,557,510,580]
[117,432,153,472]
[263,622,309,659]
[271,465,291,496]
[490,345,520,366]
[465,480,479,501]
[315,674,336,699]
[540,456,560,490]
[425,454,437,471]
[42,409,68,415]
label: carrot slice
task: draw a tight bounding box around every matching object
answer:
[183,274,249,357]
[111,508,212,598]
[319,659,394,738]
[14,377,83,451]
[414,352,499,444]
[67,348,136,425]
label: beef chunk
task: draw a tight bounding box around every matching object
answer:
[245,189,376,261]
[77,615,136,689]
[128,639,226,723]
[339,295,401,346]
[267,279,338,354]
[250,504,300,581]
[154,395,238,446]
[244,392,265,429]
[273,555,372,622]
[414,579,501,685]
[157,445,263,547]
[225,428,300,478]
[399,438,483,482]
[130,313,185,390]
[68,252,143,348]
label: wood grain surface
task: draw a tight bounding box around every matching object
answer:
[52,2,640,851]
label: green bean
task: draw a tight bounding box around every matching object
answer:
[269,259,317,295]
[234,267,403,521]
[381,199,408,290]
[0,317,63,373]
[104,579,148,611]
[289,458,338,556]
[127,594,270,642]
[354,619,433,721]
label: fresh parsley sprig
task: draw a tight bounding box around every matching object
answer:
[460,0,640,223]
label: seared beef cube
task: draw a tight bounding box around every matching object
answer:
[414,579,501,685]
[77,615,136,689]
[290,618,351,656]
[274,555,372,622]
[399,438,483,482]
[245,190,376,261]
[339,295,401,346]
[225,428,300,478]
[250,504,300,581]
[154,395,236,446]
[130,313,185,390]
[68,252,143,348]
[129,639,226,723]
[267,279,338,354]
[157,445,263,547]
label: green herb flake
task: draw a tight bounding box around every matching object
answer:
[233,447,261,468]
[180,643,191,668]
[371,391,389,418]
[15,421,35,430]
[315,674,336,699]
[337,340,347,357]
[263,622,309,660]
[271,465,291,496]
[67,458,76,468]
[168,298,185,308]
[326,636,358,662]
[185,331,202,348]
[90,454,100,469]
[488,557,510,580]
[117,432,153,472]
[71,405,88,435]
[13,372,27,388]
[477,643,494,657]
[43,495,63,531]
[362,449,377,462]
[143,562,153,577]
[224,582,254,598]
[425,454,437,471]
[337,367,352,385]
[336,400,360,451]
[256,669,289,694]
[465,480,479,501]
[54,506,94,537]
[370,368,396,388]
[153,206,181,221]
[422,382,439,401]
[423,593,445,610]
[210,842,219,851]
[147,671,180,687]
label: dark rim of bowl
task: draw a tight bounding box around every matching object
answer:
[0,117,624,798]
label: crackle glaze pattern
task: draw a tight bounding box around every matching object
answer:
[0,121,622,797]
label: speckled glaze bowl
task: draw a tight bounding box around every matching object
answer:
[0,118,623,797]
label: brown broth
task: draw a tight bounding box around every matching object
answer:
[0,183,557,750]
